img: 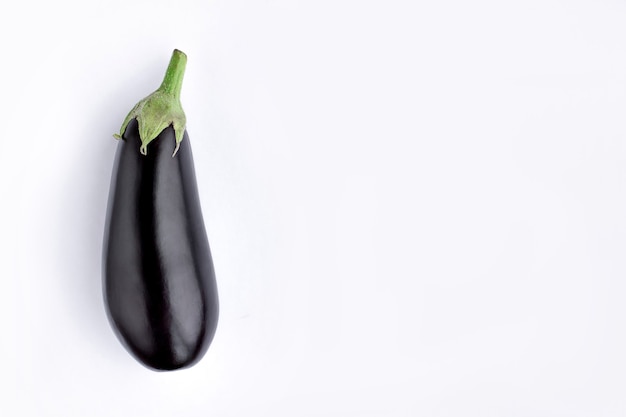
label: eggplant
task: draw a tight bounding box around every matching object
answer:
[103,50,218,371]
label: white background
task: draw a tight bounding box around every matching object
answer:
[1,0,626,415]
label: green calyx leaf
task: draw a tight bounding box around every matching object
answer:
[114,49,188,156]
[114,90,186,155]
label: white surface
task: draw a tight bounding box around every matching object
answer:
[1,0,626,415]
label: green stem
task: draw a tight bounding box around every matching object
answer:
[158,49,187,98]
[115,49,189,155]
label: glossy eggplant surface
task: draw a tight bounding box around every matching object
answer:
[103,119,218,371]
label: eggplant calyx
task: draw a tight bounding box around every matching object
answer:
[114,49,188,156]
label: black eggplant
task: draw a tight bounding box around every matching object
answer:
[103,50,218,371]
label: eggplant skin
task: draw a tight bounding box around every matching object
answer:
[103,119,218,371]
